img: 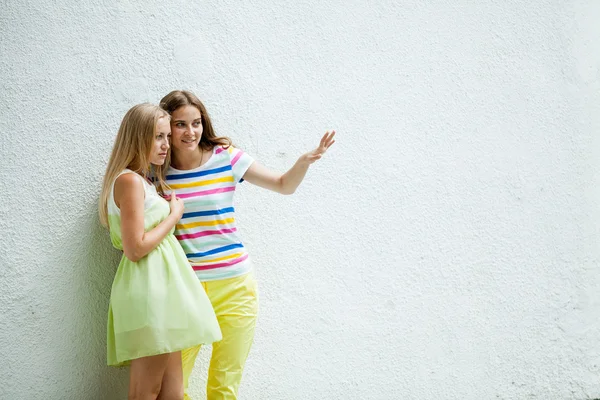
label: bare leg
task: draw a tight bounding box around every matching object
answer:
[157,351,184,400]
[129,353,170,400]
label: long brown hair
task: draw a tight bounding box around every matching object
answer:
[159,90,231,152]
[98,103,170,227]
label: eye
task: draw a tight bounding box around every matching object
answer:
[175,122,185,128]
[193,121,201,127]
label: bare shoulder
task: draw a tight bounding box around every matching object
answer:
[114,172,144,206]
[115,172,143,190]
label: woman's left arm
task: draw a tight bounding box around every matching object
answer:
[242,130,335,195]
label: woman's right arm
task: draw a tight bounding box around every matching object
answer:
[114,173,184,262]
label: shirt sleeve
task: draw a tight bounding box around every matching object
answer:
[228,146,254,183]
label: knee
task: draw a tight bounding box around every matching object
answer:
[128,381,162,400]
[159,386,184,400]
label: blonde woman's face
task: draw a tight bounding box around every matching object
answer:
[149,117,170,166]
[170,105,203,155]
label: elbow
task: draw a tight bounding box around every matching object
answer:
[278,178,296,195]
[123,250,141,263]
[123,246,144,262]
[279,185,295,195]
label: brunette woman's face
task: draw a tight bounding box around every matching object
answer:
[170,105,203,155]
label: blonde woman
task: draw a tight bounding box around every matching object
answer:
[158,90,335,399]
[99,103,222,400]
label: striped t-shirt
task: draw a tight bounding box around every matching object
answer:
[165,145,254,281]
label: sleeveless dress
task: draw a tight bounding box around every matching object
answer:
[106,169,222,366]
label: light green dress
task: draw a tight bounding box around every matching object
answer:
[106,170,222,366]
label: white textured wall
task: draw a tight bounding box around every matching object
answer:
[1,1,599,399]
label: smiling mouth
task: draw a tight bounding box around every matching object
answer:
[182,139,196,143]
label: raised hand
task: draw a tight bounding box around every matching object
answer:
[303,130,336,164]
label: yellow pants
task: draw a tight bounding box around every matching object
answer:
[183,272,258,400]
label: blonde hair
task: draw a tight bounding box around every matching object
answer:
[98,103,170,227]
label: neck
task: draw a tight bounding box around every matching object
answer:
[171,149,206,170]
[127,162,146,176]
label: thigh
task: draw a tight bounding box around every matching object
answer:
[157,351,184,400]
[211,309,257,370]
[208,272,259,373]
[210,272,259,321]
[129,353,170,399]
[206,292,258,399]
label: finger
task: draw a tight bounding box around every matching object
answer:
[326,139,335,149]
[319,132,328,148]
[325,131,335,144]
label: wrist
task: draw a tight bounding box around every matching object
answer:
[298,153,311,166]
[167,212,180,223]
